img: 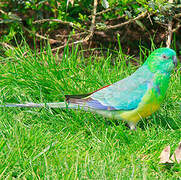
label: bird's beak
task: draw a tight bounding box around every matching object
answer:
[173,55,177,67]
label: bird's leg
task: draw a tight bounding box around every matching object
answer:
[128,122,137,130]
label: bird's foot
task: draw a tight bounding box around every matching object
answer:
[128,122,137,131]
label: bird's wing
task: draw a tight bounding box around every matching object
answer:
[66,65,154,111]
[89,79,150,110]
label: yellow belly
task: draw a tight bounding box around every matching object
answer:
[120,90,161,124]
[93,89,163,126]
[120,102,160,123]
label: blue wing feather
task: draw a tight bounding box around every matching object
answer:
[88,65,154,110]
[66,65,154,111]
[86,99,117,110]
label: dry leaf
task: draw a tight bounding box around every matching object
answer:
[159,142,181,165]
[159,145,173,164]
[171,142,181,163]
[67,0,74,7]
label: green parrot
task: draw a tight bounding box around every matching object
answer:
[0,48,178,129]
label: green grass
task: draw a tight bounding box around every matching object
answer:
[0,41,180,179]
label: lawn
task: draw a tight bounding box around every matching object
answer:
[0,42,180,179]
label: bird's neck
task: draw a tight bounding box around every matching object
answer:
[141,63,171,98]
[154,71,171,98]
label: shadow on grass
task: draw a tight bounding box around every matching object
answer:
[138,113,180,130]
[39,107,181,132]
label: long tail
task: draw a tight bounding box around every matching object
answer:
[0,93,92,109]
[0,102,78,109]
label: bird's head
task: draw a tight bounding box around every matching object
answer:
[146,48,177,74]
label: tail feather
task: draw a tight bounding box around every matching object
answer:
[0,93,94,110]
[0,102,77,109]
[65,93,91,101]
[65,93,92,106]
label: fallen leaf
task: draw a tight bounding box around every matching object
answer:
[67,0,74,7]
[171,142,181,163]
[159,145,173,164]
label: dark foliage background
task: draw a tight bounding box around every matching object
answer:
[0,0,181,55]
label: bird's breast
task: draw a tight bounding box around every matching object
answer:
[119,88,162,123]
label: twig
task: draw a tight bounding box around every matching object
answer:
[87,2,124,18]
[37,10,149,54]
[33,18,72,25]
[51,0,98,52]
[154,21,168,28]
[105,11,147,30]
[56,32,87,38]
[0,42,14,50]
[148,12,153,25]
[32,0,98,56]
[88,5,121,18]
[33,32,58,44]
[33,18,88,32]
[34,36,87,55]
[166,0,173,48]
[84,0,98,42]
[34,39,86,56]
[23,26,61,44]
[0,42,30,59]
[88,8,111,18]
[174,13,181,18]
[172,23,181,33]
[51,0,98,54]
[51,39,85,52]
[107,14,126,22]
[0,9,8,15]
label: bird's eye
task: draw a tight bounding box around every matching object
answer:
[162,54,168,59]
